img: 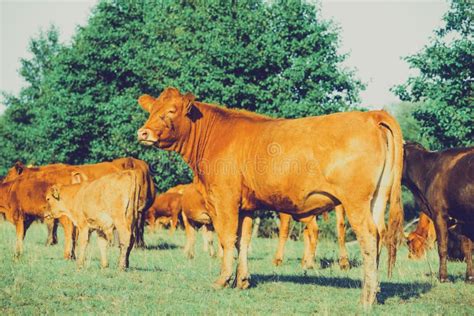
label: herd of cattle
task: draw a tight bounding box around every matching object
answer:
[0,87,472,307]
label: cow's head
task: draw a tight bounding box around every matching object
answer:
[45,185,69,220]
[137,87,197,149]
[406,232,427,260]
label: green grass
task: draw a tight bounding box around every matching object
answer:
[0,221,473,315]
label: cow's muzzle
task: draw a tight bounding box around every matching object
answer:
[137,128,157,146]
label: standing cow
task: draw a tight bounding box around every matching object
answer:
[0,167,86,259]
[136,87,404,307]
[45,170,141,270]
[402,142,473,283]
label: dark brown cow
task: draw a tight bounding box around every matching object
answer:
[402,142,473,283]
[136,87,404,307]
[0,167,86,259]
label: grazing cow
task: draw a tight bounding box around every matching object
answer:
[402,142,473,283]
[181,183,221,259]
[406,212,436,260]
[0,167,86,259]
[273,205,350,270]
[45,170,141,270]
[137,87,404,307]
[146,192,182,234]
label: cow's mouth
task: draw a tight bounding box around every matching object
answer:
[139,140,156,146]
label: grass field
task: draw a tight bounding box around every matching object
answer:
[0,221,473,315]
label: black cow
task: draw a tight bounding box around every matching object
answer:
[402,142,473,283]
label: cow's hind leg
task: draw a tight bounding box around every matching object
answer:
[335,206,350,270]
[45,218,58,246]
[459,230,473,283]
[116,222,134,270]
[345,200,378,308]
[97,232,109,268]
[301,216,318,270]
[234,214,253,289]
[273,213,291,266]
[433,212,449,282]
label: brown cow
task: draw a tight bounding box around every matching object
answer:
[180,183,221,259]
[402,142,473,283]
[3,162,71,246]
[137,87,404,307]
[45,170,141,270]
[146,192,182,234]
[0,167,86,259]
[273,205,350,270]
[406,212,436,260]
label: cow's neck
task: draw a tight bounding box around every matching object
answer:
[175,101,273,176]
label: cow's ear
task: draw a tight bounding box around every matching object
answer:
[138,94,155,113]
[51,185,61,200]
[14,161,25,175]
[183,92,196,116]
[71,171,87,184]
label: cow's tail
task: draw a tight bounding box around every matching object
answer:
[125,170,140,240]
[378,111,404,278]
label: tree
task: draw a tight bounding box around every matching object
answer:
[392,0,473,149]
[1,0,364,190]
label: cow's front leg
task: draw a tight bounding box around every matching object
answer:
[45,218,58,246]
[182,213,196,259]
[58,215,75,260]
[76,228,90,269]
[301,216,318,270]
[335,205,350,270]
[234,214,253,289]
[14,217,26,259]
[209,194,239,289]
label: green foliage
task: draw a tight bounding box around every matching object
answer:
[392,0,473,149]
[0,0,363,189]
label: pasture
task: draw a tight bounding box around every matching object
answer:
[0,221,472,315]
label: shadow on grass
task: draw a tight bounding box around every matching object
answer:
[143,242,179,250]
[252,274,433,303]
[319,257,362,269]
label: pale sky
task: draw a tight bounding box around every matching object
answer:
[0,0,448,114]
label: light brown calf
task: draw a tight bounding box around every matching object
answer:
[45,170,141,270]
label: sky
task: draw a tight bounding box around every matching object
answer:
[0,0,449,114]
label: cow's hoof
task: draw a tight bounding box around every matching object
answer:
[465,276,474,284]
[185,252,195,260]
[236,276,251,290]
[273,258,283,266]
[339,257,350,270]
[212,277,231,289]
[439,277,450,283]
